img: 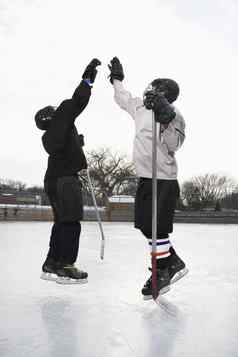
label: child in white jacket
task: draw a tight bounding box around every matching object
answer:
[108,57,188,299]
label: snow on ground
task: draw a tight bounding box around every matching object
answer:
[0,222,238,357]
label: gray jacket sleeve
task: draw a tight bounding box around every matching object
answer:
[161,108,185,152]
[113,80,142,118]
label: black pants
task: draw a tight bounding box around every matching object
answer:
[46,222,81,265]
[135,178,180,239]
[44,176,83,265]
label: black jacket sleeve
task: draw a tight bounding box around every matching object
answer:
[42,81,91,154]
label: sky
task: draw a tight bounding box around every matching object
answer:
[0,0,238,187]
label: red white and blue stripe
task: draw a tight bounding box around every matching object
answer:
[148,238,171,258]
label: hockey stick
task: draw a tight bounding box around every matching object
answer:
[151,110,159,300]
[86,169,105,260]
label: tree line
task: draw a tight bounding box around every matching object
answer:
[1,148,238,210]
[180,174,237,210]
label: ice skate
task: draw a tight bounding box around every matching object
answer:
[142,267,170,300]
[40,257,59,282]
[56,264,88,285]
[168,254,188,284]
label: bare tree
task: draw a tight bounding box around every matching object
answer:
[182,173,236,209]
[79,148,136,205]
[193,173,234,203]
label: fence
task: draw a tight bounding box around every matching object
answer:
[0,205,107,222]
[0,204,238,224]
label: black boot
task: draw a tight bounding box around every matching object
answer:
[41,257,59,282]
[168,254,188,284]
[141,267,170,300]
[56,264,88,285]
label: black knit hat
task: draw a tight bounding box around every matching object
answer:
[151,78,179,103]
[34,105,56,130]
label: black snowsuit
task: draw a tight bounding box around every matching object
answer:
[42,80,91,265]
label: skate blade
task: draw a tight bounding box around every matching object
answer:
[143,295,153,301]
[56,277,88,285]
[143,285,170,300]
[170,267,189,284]
[40,272,58,282]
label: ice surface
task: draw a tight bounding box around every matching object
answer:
[0,222,238,357]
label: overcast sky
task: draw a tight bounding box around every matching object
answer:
[1,0,238,187]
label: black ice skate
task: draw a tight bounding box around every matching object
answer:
[142,267,170,300]
[41,257,59,282]
[56,264,88,285]
[168,254,188,284]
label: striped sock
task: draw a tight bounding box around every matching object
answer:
[148,238,171,259]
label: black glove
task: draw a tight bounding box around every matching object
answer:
[108,57,124,84]
[82,58,101,84]
[144,91,176,124]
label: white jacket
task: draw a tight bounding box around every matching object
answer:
[113,80,185,180]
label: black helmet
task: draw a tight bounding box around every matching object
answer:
[151,78,179,103]
[34,105,56,130]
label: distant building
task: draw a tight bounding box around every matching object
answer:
[0,192,41,205]
[106,195,135,221]
[0,194,17,205]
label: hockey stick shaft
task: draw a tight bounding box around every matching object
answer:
[86,169,105,260]
[151,111,159,300]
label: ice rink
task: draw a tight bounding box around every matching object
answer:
[0,221,238,357]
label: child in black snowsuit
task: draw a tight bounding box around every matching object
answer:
[35,59,101,284]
